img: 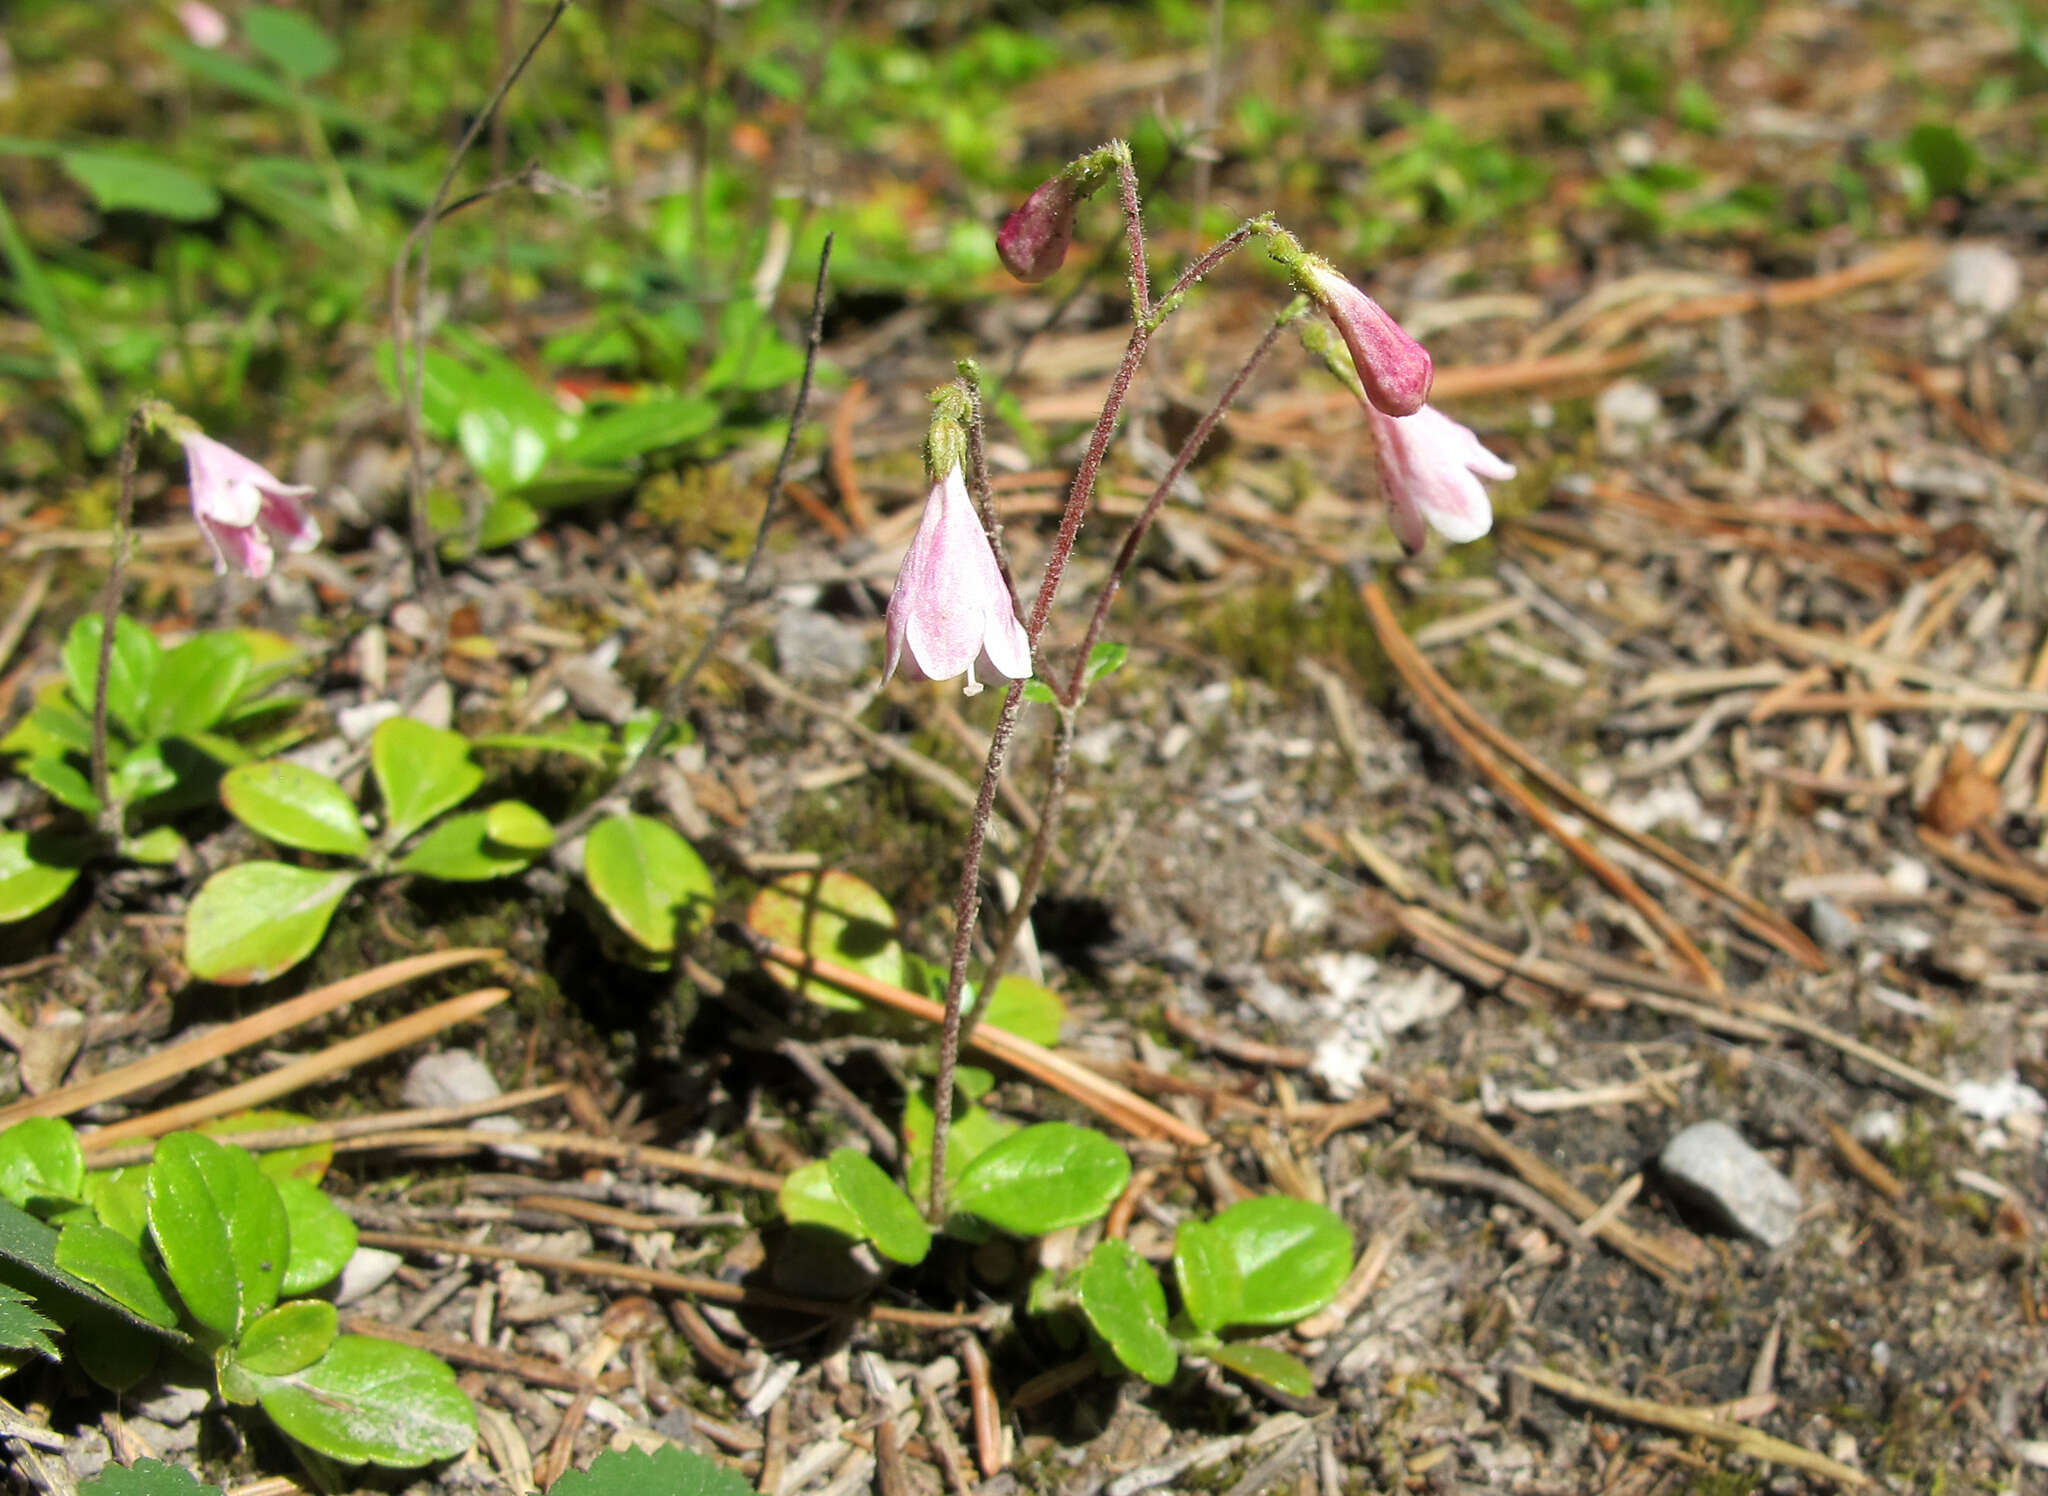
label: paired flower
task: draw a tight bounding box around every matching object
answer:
[1299,260,1432,418]
[1366,402,1514,553]
[181,432,322,579]
[883,466,1031,695]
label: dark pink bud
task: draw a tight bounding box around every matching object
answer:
[1305,263,1433,417]
[996,177,1083,283]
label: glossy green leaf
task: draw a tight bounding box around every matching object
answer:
[484,798,553,851]
[901,1091,1014,1210]
[79,1458,224,1496]
[61,151,220,222]
[583,813,714,956]
[23,756,99,815]
[122,826,185,866]
[15,696,93,757]
[744,869,905,1012]
[396,809,538,881]
[1210,1342,1315,1398]
[1085,641,1129,683]
[84,1167,150,1242]
[274,1176,355,1295]
[248,1333,476,1466]
[1075,1239,1176,1385]
[242,5,339,80]
[0,833,84,924]
[220,761,367,856]
[558,396,720,466]
[549,1443,755,1496]
[825,1149,931,1265]
[146,1132,289,1340]
[0,1195,184,1352]
[0,1118,83,1210]
[950,1123,1130,1236]
[148,632,252,741]
[184,862,356,984]
[63,615,158,743]
[201,1111,332,1185]
[54,1223,178,1328]
[975,974,1066,1047]
[778,1161,863,1240]
[371,717,483,844]
[234,1298,337,1375]
[1171,1218,1242,1334]
[1207,1197,1354,1328]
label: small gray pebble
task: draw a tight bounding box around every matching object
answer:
[1659,1119,1802,1247]
[773,609,871,686]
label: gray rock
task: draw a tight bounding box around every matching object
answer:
[401,1048,501,1109]
[135,1380,212,1426]
[1806,897,1858,954]
[1942,244,2022,319]
[773,609,871,686]
[1595,379,1663,457]
[334,1245,405,1306]
[63,1428,110,1483]
[1659,1120,1802,1247]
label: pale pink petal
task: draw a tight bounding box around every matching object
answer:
[883,467,1031,692]
[1368,403,1513,552]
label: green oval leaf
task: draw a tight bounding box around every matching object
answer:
[274,1177,356,1296]
[0,1118,84,1211]
[1172,1218,1243,1335]
[744,869,905,1012]
[371,718,484,845]
[24,756,100,815]
[901,1090,1016,1212]
[583,814,714,956]
[1075,1238,1176,1385]
[976,974,1066,1047]
[1206,1342,1316,1399]
[146,1132,289,1341]
[1207,1197,1354,1328]
[950,1123,1130,1236]
[483,799,552,851]
[200,1110,332,1185]
[0,833,84,924]
[61,152,219,221]
[778,1161,863,1240]
[84,1167,150,1242]
[250,1333,476,1466]
[235,1298,337,1375]
[148,633,252,742]
[184,863,356,984]
[242,5,339,81]
[54,1222,179,1329]
[63,615,157,743]
[220,761,367,856]
[825,1149,931,1265]
[396,810,539,882]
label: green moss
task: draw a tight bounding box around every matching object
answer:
[1192,567,1394,701]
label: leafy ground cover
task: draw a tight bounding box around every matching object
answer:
[3,0,2048,1491]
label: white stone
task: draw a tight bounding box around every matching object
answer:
[1941,244,2022,318]
[401,1047,502,1109]
[1658,1120,1802,1247]
[334,1245,405,1305]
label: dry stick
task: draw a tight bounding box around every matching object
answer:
[396,0,571,595]
[355,1229,1000,1330]
[1362,580,1826,973]
[81,1083,570,1168]
[82,987,511,1145]
[345,1313,597,1393]
[1355,577,1721,989]
[1515,1364,1868,1489]
[552,234,835,848]
[0,559,54,677]
[329,1126,785,1192]
[88,408,150,838]
[0,947,498,1130]
[738,933,1209,1148]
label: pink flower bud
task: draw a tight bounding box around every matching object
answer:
[181,432,321,579]
[176,0,229,48]
[996,177,1084,284]
[883,467,1031,695]
[1366,403,1514,553]
[1305,263,1432,418]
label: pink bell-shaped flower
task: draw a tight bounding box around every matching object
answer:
[997,176,1085,283]
[1367,403,1514,552]
[175,0,229,47]
[883,466,1031,695]
[1303,262,1432,418]
[181,432,321,579]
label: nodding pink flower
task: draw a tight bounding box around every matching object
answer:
[1303,262,1432,418]
[175,0,229,48]
[883,466,1032,695]
[1366,403,1514,553]
[996,177,1084,283]
[181,432,321,579]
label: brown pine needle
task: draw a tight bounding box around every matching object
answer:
[0,947,501,1132]
[1516,1364,1868,1488]
[82,986,511,1146]
[1355,578,1722,989]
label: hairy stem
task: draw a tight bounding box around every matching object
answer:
[963,704,1073,1046]
[90,406,149,842]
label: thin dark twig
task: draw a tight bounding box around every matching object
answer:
[552,232,835,845]
[89,406,149,841]
[396,0,571,598]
